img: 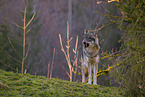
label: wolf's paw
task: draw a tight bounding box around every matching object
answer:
[87,82,92,85]
[93,83,97,85]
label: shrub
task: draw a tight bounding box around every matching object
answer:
[113,0,145,96]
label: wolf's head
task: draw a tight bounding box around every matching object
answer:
[82,30,99,49]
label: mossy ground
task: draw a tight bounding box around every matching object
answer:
[0,70,123,97]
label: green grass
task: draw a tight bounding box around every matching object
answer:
[0,70,123,97]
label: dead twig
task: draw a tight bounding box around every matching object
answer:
[59,22,79,82]
[59,22,73,81]
[50,48,55,79]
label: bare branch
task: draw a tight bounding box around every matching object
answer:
[59,33,69,65]
[5,51,21,64]
[63,66,70,78]
[73,36,78,54]
[24,42,31,60]
[97,22,114,31]
[47,64,50,78]
[0,60,16,71]
[24,69,27,74]
[25,13,36,28]
[59,34,65,52]
[7,36,22,58]
[26,29,31,34]
[12,22,23,29]
[59,22,73,81]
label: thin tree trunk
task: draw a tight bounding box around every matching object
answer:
[22,7,27,74]
[68,0,72,34]
[50,48,55,79]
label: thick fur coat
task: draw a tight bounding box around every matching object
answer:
[82,30,100,85]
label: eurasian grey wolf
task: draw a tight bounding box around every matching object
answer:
[82,30,100,85]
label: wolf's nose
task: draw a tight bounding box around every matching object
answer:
[83,42,89,48]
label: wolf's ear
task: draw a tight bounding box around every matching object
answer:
[84,30,88,34]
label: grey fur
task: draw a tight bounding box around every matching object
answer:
[82,30,100,85]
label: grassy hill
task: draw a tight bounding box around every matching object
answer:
[0,70,123,97]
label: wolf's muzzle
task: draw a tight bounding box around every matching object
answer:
[83,42,89,48]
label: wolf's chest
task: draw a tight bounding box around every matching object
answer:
[88,58,96,66]
[84,56,96,66]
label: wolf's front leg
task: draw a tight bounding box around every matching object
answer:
[82,63,85,83]
[87,65,92,85]
[93,64,98,85]
[82,70,85,83]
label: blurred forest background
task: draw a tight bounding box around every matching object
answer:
[0,0,144,96]
[0,0,121,81]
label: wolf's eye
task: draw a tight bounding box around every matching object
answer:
[88,37,95,42]
[88,38,92,41]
